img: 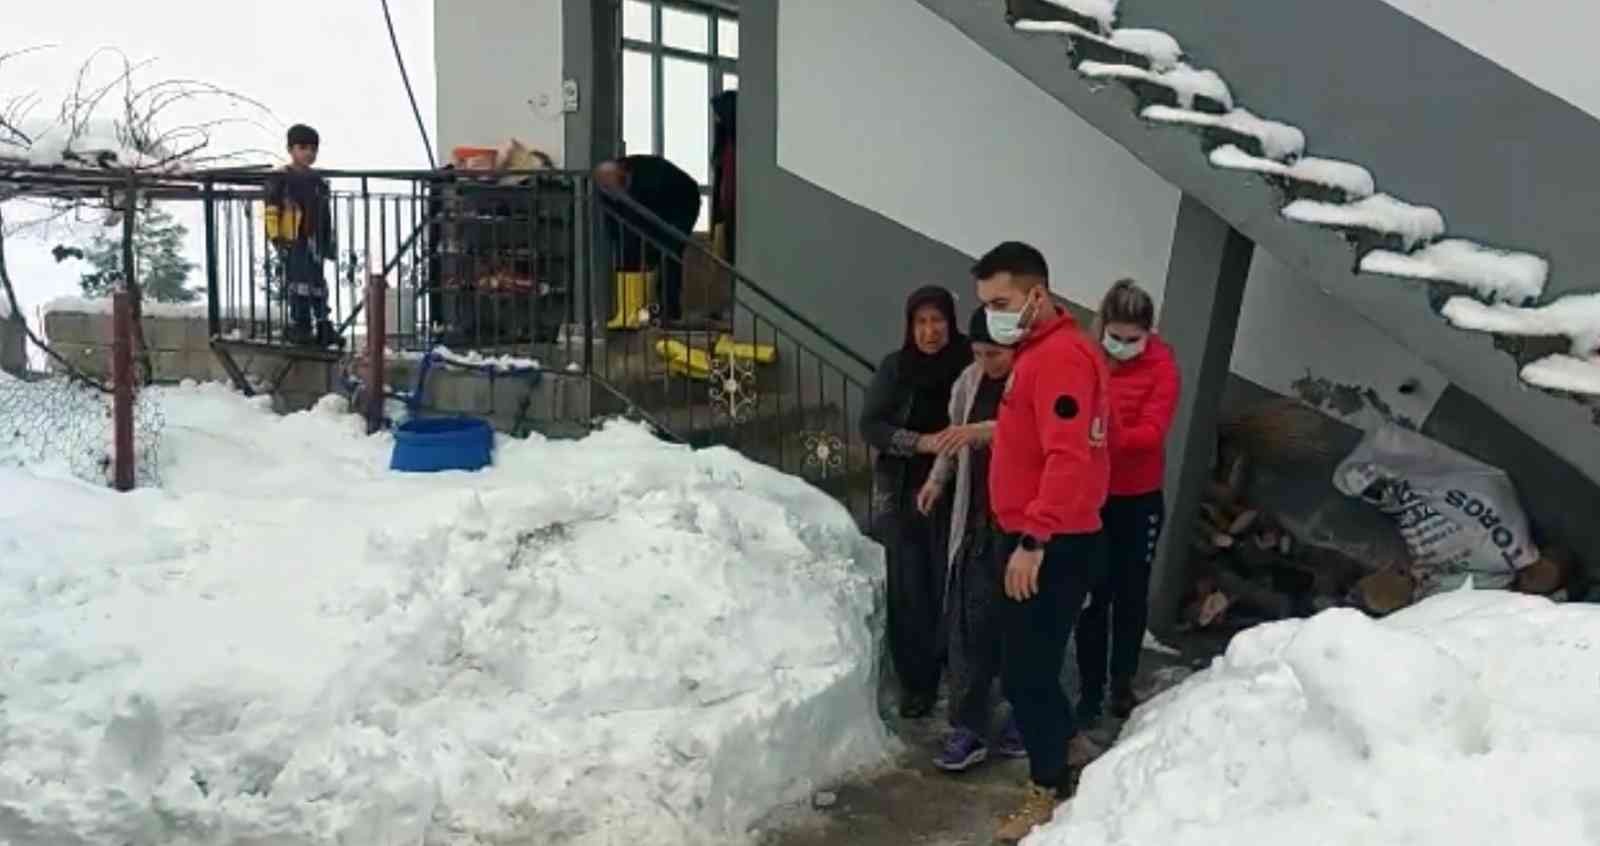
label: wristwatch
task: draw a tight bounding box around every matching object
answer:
[1019,533,1046,552]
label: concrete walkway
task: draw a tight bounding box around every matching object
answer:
[756,643,1205,845]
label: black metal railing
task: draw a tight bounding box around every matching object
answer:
[12,163,882,524]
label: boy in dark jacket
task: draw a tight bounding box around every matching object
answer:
[265,124,338,346]
[975,241,1111,843]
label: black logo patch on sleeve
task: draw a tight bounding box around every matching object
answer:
[1053,394,1079,420]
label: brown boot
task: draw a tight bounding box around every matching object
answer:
[1067,733,1105,769]
[995,784,1061,843]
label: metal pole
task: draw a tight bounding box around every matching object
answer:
[111,290,135,491]
[203,180,220,338]
[365,273,387,434]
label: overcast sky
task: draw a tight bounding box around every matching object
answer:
[3,0,436,334]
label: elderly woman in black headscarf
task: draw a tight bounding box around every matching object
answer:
[859,285,972,718]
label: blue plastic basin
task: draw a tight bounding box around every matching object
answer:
[390,415,494,473]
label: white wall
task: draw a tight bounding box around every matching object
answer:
[776,0,1179,312]
[434,0,566,164]
[1378,0,1600,122]
[776,0,1447,427]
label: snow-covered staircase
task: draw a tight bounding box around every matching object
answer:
[1002,0,1600,403]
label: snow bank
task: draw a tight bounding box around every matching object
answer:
[1208,145,1375,198]
[1041,0,1118,31]
[44,295,208,319]
[1028,590,1600,846]
[431,345,542,373]
[1283,194,1445,250]
[1079,62,1232,110]
[1441,292,1600,349]
[1141,106,1306,161]
[1361,240,1549,304]
[1520,353,1600,396]
[0,384,890,845]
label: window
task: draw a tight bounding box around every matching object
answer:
[619,0,738,233]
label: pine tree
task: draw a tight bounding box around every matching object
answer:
[77,206,199,303]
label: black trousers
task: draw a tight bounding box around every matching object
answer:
[945,524,1005,734]
[877,500,945,703]
[1076,491,1165,704]
[1000,530,1105,791]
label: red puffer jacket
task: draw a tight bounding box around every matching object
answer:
[989,310,1111,538]
[1107,334,1180,496]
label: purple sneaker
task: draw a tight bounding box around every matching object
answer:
[933,728,989,772]
[994,717,1028,759]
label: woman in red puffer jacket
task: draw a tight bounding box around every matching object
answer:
[1075,279,1180,724]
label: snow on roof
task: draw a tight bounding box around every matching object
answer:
[1079,61,1233,111]
[43,295,208,319]
[1282,194,1445,250]
[1041,0,1118,31]
[1208,145,1376,198]
[1440,293,1600,345]
[1520,354,1600,396]
[1141,105,1306,161]
[1110,29,1182,71]
[1014,20,1183,72]
[1361,240,1550,304]
[18,118,174,170]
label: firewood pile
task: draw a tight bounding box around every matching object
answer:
[1180,399,1586,631]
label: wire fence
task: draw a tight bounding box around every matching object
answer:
[0,372,163,487]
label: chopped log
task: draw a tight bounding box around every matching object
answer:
[1356,571,1414,615]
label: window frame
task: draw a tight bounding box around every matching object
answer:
[618,0,739,232]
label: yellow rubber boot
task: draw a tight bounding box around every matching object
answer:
[654,338,713,381]
[713,334,776,365]
[606,271,656,330]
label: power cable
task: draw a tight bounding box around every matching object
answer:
[379,0,437,170]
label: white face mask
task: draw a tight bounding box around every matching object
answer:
[985,293,1038,347]
[1102,333,1148,361]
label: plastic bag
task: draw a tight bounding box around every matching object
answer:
[1333,423,1538,596]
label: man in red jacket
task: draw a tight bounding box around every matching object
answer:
[974,242,1111,842]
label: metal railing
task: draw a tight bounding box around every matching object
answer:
[188,166,879,524]
[0,163,880,524]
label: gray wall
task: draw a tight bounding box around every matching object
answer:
[739,0,978,363]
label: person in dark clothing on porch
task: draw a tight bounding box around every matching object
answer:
[859,285,972,719]
[973,242,1112,843]
[594,155,702,322]
[710,91,737,264]
[918,305,1025,772]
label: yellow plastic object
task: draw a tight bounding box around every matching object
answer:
[714,334,776,364]
[654,338,713,380]
[605,271,656,330]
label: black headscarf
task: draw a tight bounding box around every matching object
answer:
[898,286,971,433]
[712,92,737,158]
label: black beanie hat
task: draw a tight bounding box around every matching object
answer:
[967,305,994,345]
[286,124,320,149]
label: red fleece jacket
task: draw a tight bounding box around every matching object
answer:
[1108,334,1181,496]
[989,310,1111,538]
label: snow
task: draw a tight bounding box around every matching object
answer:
[1441,292,1600,350]
[1028,589,1600,846]
[1013,22,1182,71]
[44,295,207,319]
[1282,194,1445,250]
[15,118,174,170]
[1141,106,1307,161]
[1361,240,1549,304]
[1079,61,1233,110]
[1109,30,1183,71]
[1040,0,1118,31]
[431,345,542,374]
[0,382,890,845]
[1520,353,1600,396]
[1208,145,1375,198]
